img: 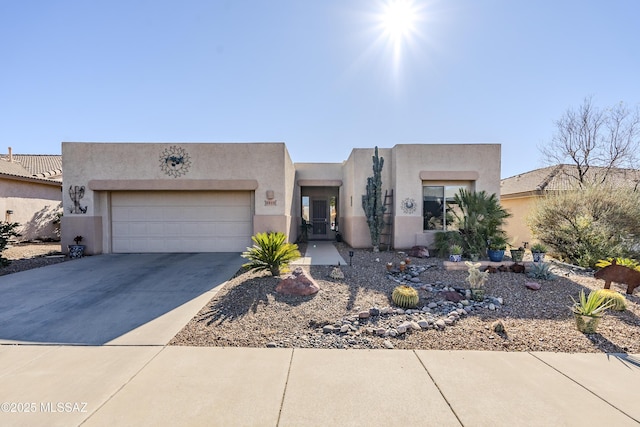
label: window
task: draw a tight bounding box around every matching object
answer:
[423,185,466,231]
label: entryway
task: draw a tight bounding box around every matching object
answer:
[301,186,339,241]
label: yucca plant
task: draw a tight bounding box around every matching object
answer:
[570,290,613,316]
[570,290,614,333]
[242,232,301,276]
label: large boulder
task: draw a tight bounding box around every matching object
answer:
[408,246,430,258]
[276,267,320,296]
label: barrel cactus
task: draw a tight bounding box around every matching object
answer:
[593,289,627,311]
[391,285,419,309]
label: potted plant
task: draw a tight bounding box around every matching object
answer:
[531,243,547,262]
[487,237,507,262]
[68,235,85,259]
[449,244,463,262]
[509,245,525,263]
[466,261,489,301]
[570,290,613,334]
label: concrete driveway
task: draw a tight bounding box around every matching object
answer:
[0,253,244,345]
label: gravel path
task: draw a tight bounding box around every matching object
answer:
[171,243,640,352]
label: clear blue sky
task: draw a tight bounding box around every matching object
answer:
[2,0,639,179]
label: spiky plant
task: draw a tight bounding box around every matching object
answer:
[465,261,489,289]
[391,285,419,309]
[361,146,386,252]
[526,262,555,280]
[570,290,613,316]
[242,232,301,276]
[593,289,627,311]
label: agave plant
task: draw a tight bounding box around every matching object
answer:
[570,290,613,317]
[242,232,301,276]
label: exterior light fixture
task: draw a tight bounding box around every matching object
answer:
[349,250,354,266]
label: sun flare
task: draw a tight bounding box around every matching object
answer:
[380,0,418,43]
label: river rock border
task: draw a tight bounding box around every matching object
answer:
[317,264,504,349]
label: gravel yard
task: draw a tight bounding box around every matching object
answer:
[0,242,66,276]
[171,243,640,352]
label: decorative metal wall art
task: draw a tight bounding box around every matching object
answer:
[401,198,417,214]
[69,185,88,214]
[159,145,192,178]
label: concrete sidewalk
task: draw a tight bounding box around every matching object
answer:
[291,241,347,266]
[1,346,638,426]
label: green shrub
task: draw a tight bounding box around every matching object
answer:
[0,222,21,267]
[528,185,640,267]
[241,232,301,276]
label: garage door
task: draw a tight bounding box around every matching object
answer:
[111,191,253,253]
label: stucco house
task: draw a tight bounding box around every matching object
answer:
[0,149,62,241]
[61,142,501,255]
[501,164,640,246]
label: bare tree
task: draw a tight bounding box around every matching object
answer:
[541,97,640,186]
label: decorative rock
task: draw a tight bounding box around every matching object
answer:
[384,340,394,349]
[418,320,429,329]
[428,302,438,309]
[276,267,320,296]
[526,281,542,290]
[444,318,455,326]
[407,245,430,258]
[322,325,335,334]
[410,277,421,283]
[376,328,386,336]
[497,297,504,305]
[358,311,370,319]
[435,319,446,329]
[489,303,496,311]
[410,321,421,331]
[396,324,408,334]
[340,325,350,333]
[395,308,405,315]
[369,307,380,316]
[389,329,398,337]
[266,342,277,348]
[442,291,463,303]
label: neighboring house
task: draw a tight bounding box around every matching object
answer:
[0,149,62,241]
[500,164,640,246]
[61,142,501,255]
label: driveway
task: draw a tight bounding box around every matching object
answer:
[0,253,244,345]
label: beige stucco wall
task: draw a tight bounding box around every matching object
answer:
[391,144,501,249]
[0,178,62,241]
[501,195,536,247]
[340,144,501,250]
[341,148,393,249]
[62,142,293,254]
[61,142,502,253]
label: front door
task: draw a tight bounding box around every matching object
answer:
[311,199,328,237]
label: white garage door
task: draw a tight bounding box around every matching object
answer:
[111,191,253,253]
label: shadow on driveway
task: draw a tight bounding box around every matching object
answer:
[0,253,243,345]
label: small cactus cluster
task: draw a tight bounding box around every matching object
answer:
[593,289,627,311]
[465,261,489,288]
[391,285,419,309]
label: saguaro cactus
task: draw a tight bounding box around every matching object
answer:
[362,146,386,252]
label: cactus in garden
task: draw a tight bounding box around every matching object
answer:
[362,146,386,252]
[392,285,419,309]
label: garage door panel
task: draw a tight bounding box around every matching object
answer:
[111,191,252,253]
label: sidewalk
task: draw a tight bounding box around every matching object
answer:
[1,345,638,426]
[291,241,347,266]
